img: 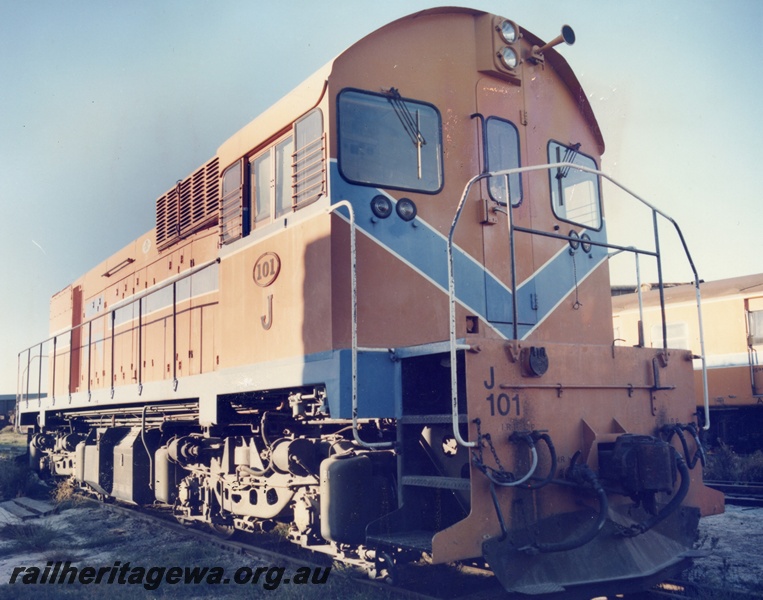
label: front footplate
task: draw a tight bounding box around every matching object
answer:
[483,505,705,597]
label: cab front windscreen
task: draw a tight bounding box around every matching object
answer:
[337,89,443,193]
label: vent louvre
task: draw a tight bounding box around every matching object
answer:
[155,188,179,247]
[156,195,169,247]
[205,159,219,215]
[155,157,220,250]
[191,168,206,223]
[178,179,193,231]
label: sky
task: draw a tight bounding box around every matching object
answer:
[1,0,761,393]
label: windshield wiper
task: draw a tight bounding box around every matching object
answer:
[384,87,426,148]
[555,142,582,179]
[383,88,427,179]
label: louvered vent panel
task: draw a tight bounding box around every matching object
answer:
[156,156,221,250]
[205,158,220,215]
[191,167,206,223]
[155,193,169,246]
[167,189,179,238]
[178,179,193,232]
[155,189,179,247]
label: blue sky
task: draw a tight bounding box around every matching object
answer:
[2,0,761,393]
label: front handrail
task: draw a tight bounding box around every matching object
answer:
[327,201,393,449]
[447,163,709,448]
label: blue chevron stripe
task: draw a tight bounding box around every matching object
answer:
[330,162,608,340]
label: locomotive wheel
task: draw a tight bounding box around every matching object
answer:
[208,522,236,538]
[172,507,195,528]
[367,550,397,585]
[174,514,194,527]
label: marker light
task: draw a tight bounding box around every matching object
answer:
[498,20,518,44]
[568,230,580,250]
[498,46,518,70]
[396,198,417,221]
[581,233,592,253]
[370,195,393,219]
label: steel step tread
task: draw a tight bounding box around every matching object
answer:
[401,475,471,490]
[398,414,468,425]
[366,530,434,553]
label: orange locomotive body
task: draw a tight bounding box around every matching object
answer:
[18,8,722,596]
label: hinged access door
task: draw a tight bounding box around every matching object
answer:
[476,78,536,332]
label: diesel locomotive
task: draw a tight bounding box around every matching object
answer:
[17,7,724,596]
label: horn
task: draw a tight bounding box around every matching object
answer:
[535,25,575,54]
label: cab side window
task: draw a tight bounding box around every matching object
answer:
[251,136,296,227]
[251,152,272,225]
[275,137,294,218]
[220,160,244,244]
[222,108,324,235]
[293,110,325,208]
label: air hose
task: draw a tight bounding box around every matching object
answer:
[520,463,608,554]
[662,423,706,469]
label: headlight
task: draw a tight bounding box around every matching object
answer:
[498,46,518,70]
[498,20,518,44]
[568,230,580,250]
[396,198,417,222]
[370,195,393,219]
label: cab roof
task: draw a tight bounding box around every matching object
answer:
[217,6,604,169]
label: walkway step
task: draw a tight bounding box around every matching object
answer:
[401,475,471,490]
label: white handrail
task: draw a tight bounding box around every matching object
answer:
[448,162,710,446]
[327,201,393,448]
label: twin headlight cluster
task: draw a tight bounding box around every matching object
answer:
[569,230,592,254]
[370,195,417,222]
[496,19,520,71]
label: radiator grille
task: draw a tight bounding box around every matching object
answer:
[156,157,220,249]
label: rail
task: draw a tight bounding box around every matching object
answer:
[705,480,763,507]
[447,163,709,447]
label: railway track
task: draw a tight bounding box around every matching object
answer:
[705,480,763,507]
[646,579,763,600]
[73,494,763,600]
[89,498,503,600]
